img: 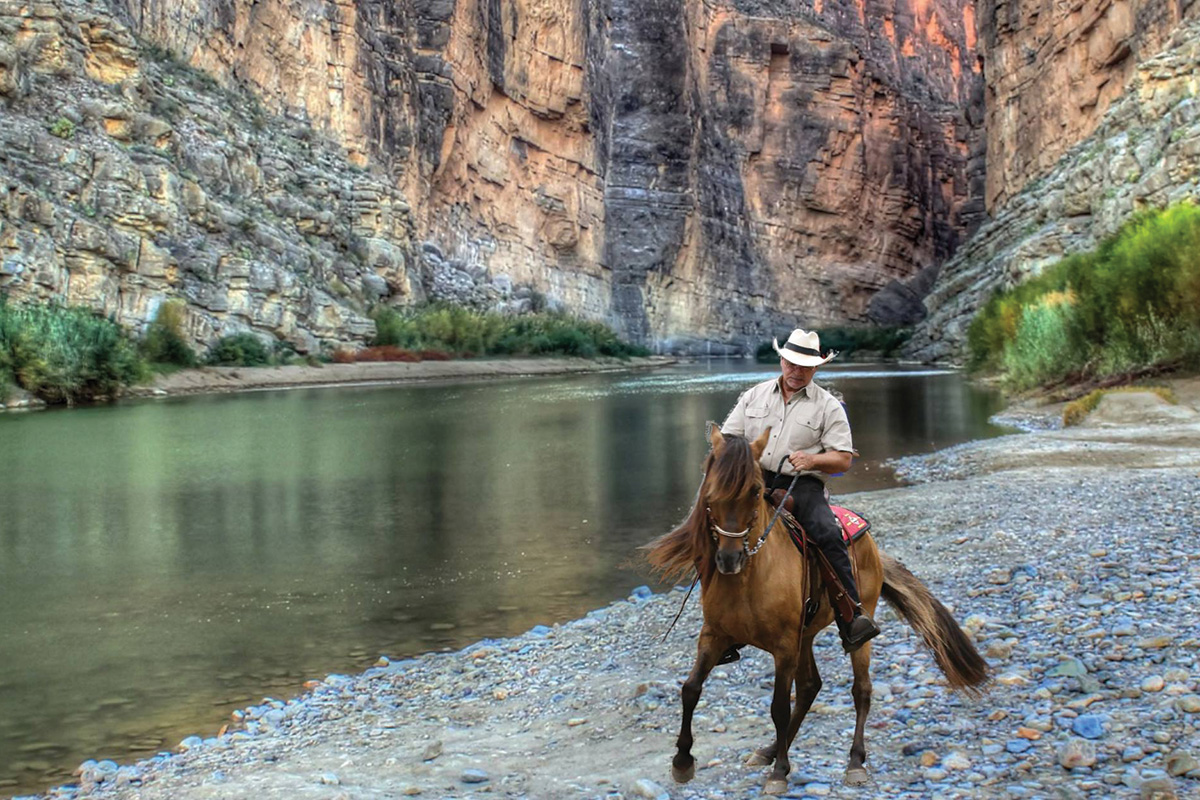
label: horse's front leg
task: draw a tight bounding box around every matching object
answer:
[763,649,799,795]
[672,625,730,783]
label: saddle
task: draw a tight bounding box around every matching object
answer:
[766,489,871,625]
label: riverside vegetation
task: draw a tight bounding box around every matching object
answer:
[0,297,648,405]
[967,202,1200,391]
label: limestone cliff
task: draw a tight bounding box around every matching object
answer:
[1,0,983,353]
[908,1,1200,362]
[979,0,1193,212]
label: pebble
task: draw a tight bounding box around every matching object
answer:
[1165,750,1198,777]
[1141,675,1165,692]
[1072,715,1105,739]
[632,778,668,800]
[319,773,340,786]
[461,769,489,784]
[1058,740,1097,769]
[1139,777,1178,799]
[942,751,971,770]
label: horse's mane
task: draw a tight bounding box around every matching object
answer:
[643,435,763,584]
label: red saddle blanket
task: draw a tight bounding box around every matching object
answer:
[779,504,871,545]
[831,505,871,543]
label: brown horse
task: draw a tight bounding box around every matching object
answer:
[645,427,989,795]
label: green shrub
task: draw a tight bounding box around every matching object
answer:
[370,304,647,358]
[141,300,196,367]
[0,297,145,404]
[206,333,270,366]
[968,201,1200,387]
[48,117,76,139]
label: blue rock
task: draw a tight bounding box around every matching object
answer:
[982,744,1005,756]
[1011,565,1038,578]
[529,625,552,638]
[1006,740,1032,754]
[95,760,118,774]
[1072,715,1105,739]
[462,769,489,784]
[894,709,912,723]
[630,585,653,601]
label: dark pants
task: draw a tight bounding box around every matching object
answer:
[767,473,861,605]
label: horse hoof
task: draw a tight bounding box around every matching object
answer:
[763,778,789,795]
[671,763,695,784]
[844,767,871,786]
[745,751,772,767]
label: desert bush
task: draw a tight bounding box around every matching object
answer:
[371,304,647,358]
[140,300,196,367]
[968,201,1200,387]
[206,333,270,366]
[0,297,144,404]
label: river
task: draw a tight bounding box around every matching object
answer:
[0,361,1008,795]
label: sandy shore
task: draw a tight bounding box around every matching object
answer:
[120,356,677,399]
[33,379,1200,800]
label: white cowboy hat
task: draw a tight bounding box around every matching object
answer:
[772,328,837,367]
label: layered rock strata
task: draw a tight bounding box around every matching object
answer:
[3,0,985,353]
[980,0,1194,212]
[908,13,1200,362]
[0,0,418,352]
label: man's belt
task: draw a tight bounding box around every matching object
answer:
[762,468,820,491]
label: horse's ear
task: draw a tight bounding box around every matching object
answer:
[751,427,771,459]
[708,423,724,452]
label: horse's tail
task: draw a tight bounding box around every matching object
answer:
[880,552,990,693]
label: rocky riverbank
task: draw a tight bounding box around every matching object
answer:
[26,384,1200,800]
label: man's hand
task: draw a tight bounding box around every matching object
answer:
[788,451,819,472]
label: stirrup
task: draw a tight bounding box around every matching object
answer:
[718,644,744,665]
[840,614,880,654]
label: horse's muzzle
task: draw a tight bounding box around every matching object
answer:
[715,549,746,575]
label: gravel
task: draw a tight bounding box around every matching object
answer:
[26,396,1200,800]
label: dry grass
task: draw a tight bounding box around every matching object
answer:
[1062,385,1178,427]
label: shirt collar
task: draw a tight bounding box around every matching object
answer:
[775,377,813,400]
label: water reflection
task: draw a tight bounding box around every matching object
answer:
[0,361,1008,794]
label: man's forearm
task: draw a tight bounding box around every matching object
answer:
[789,450,853,474]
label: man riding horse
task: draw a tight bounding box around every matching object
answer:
[720,327,880,656]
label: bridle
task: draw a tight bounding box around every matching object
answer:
[707,457,801,559]
[707,502,767,556]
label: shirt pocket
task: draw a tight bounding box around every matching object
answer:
[788,417,822,451]
[745,405,770,420]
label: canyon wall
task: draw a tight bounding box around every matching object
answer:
[1,0,983,352]
[908,0,1200,361]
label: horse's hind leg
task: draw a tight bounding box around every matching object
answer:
[748,635,821,766]
[673,626,730,784]
[844,641,874,786]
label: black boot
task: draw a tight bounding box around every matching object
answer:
[837,605,880,653]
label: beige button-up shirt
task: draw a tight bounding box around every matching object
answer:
[721,377,853,482]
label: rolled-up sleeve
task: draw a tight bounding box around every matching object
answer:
[821,402,853,453]
[721,391,749,437]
